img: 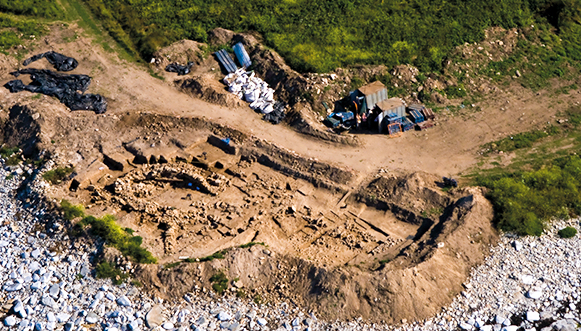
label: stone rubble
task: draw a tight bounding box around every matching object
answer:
[2,157,581,331]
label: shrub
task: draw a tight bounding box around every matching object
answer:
[60,200,85,220]
[210,271,228,295]
[239,242,265,249]
[42,167,74,185]
[95,261,128,285]
[558,226,577,238]
[78,214,157,264]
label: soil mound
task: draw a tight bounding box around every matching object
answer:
[152,39,205,69]
[177,74,244,108]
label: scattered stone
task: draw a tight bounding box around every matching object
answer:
[146,305,164,328]
[85,312,99,324]
[527,288,543,299]
[162,322,175,330]
[4,316,17,327]
[218,312,232,321]
[117,296,132,307]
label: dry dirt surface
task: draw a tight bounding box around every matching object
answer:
[0,23,577,323]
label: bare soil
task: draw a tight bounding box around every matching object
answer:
[0,23,578,323]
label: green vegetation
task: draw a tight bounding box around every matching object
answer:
[477,155,581,236]
[61,200,157,264]
[0,0,63,18]
[5,174,14,180]
[558,226,578,238]
[185,250,228,263]
[60,199,85,220]
[239,242,265,249]
[209,271,229,295]
[0,12,47,53]
[253,294,263,305]
[0,146,21,166]
[164,261,181,269]
[482,127,560,155]
[42,167,74,185]
[130,279,143,287]
[81,0,581,75]
[95,261,128,285]
[236,289,246,298]
[78,214,157,263]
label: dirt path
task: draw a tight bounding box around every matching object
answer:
[1,24,577,178]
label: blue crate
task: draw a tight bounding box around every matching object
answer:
[401,117,414,131]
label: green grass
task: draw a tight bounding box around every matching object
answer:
[209,271,228,295]
[66,0,130,56]
[185,250,228,263]
[64,201,157,264]
[481,127,560,155]
[42,166,74,185]
[0,146,21,166]
[0,12,48,53]
[476,155,581,236]
[60,199,85,220]
[79,0,581,77]
[469,105,581,237]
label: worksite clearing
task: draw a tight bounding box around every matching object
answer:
[0,23,579,324]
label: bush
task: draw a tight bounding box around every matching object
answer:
[558,226,577,238]
[42,167,74,185]
[210,271,229,295]
[95,261,128,285]
[60,200,85,220]
[78,214,157,264]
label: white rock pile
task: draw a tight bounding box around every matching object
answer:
[0,160,319,331]
[3,156,581,331]
[223,69,277,115]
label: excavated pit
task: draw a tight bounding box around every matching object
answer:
[0,102,498,324]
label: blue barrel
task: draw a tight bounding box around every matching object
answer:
[233,42,252,68]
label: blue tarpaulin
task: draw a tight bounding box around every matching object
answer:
[233,42,252,68]
[215,49,237,73]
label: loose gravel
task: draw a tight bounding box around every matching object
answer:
[2,159,581,331]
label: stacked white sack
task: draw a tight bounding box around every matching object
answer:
[224,69,277,114]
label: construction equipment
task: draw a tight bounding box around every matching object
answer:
[415,120,434,131]
[409,103,435,120]
[386,112,402,124]
[233,42,252,68]
[324,111,356,129]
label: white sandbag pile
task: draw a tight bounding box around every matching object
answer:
[223,69,277,114]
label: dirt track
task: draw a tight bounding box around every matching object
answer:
[2,25,577,180]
